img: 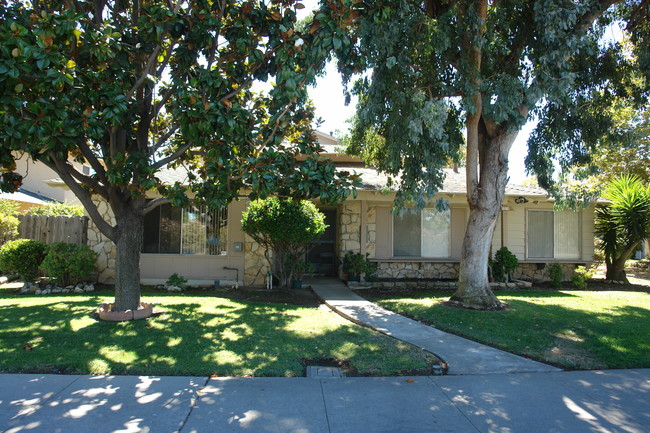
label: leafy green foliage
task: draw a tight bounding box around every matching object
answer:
[341,251,376,279]
[241,197,326,288]
[329,1,648,208]
[0,199,19,244]
[40,242,97,286]
[595,175,650,280]
[25,202,84,217]
[571,266,595,289]
[0,239,47,280]
[547,263,565,289]
[0,213,19,244]
[166,273,187,289]
[491,247,519,283]
[0,199,19,215]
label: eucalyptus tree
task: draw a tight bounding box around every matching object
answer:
[0,0,358,312]
[325,0,649,309]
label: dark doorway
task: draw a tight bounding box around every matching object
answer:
[308,208,337,276]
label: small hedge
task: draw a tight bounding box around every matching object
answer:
[0,239,48,281]
[40,243,98,287]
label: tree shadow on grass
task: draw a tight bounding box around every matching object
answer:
[0,294,436,377]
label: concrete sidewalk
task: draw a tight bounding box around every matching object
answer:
[1,370,648,432]
[310,279,560,375]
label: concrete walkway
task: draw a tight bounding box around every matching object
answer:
[310,279,561,375]
[2,370,648,432]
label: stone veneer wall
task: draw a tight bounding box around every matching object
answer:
[365,206,376,258]
[339,202,362,256]
[372,261,579,282]
[243,233,270,287]
[87,199,117,284]
[376,262,460,279]
[512,262,579,282]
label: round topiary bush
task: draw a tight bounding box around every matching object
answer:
[40,242,98,287]
[0,239,48,281]
[241,197,326,288]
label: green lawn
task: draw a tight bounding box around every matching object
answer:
[364,290,650,370]
[0,291,437,377]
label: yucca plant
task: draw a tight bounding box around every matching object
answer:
[595,175,650,282]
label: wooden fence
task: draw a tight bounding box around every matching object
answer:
[16,215,89,246]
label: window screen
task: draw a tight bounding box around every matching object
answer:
[143,203,227,255]
[393,209,450,258]
[528,211,554,258]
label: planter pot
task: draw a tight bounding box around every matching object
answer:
[291,280,303,289]
[97,302,154,322]
[346,274,361,283]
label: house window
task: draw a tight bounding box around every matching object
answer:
[393,209,450,257]
[143,203,227,255]
[527,210,580,259]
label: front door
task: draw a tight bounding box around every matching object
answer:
[308,208,337,276]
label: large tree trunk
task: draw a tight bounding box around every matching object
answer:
[113,203,145,312]
[450,127,518,310]
[605,242,640,282]
[605,257,628,282]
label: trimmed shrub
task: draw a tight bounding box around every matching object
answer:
[40,242,97,286]
[0,239,48,281]
[166,273,188,289]
[547,263,564,288]
[242,197,326,288]
[491,247,519,282]
[571,266,595,289]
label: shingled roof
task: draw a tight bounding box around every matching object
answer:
[154,163,549,198]
[344,166,549,197]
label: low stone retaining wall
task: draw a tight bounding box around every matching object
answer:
[372,261,583,283]
[348,279,533,290]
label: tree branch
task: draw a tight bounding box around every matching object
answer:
[143,197,171,215]
[126,2,183,102]
[43,153,116,241]
[152,142,193,170]
[77,138,108,185]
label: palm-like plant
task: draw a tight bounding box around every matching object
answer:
[595,175,650,281]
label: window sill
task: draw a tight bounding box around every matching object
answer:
[370,258,459,263]
[520,259,592,263]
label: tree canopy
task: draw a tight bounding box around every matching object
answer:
[0,0,359,311]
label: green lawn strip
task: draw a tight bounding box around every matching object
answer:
[365,290,650,370]
[0,291,436,377]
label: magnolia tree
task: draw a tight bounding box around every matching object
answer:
[327,0,649,309]
[0,0,359,312]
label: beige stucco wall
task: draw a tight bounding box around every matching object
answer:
[87,198,249,285]
[14,156,82,204]
[342,194,596,282]
[86,189,597,286]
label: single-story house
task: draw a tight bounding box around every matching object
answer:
[84,131,597,286]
